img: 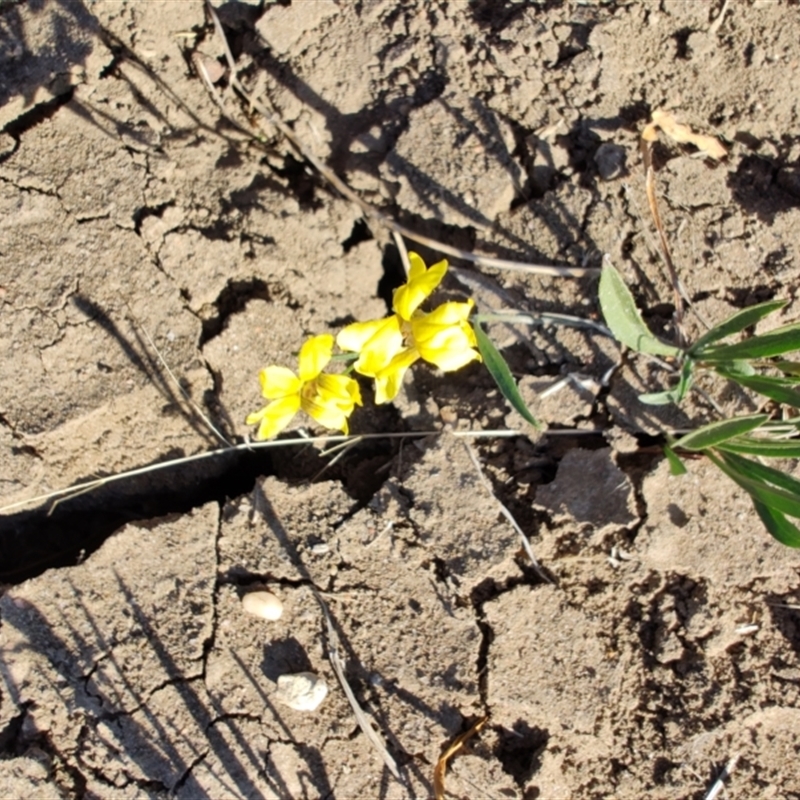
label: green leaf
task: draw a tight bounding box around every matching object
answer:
[598,260,681,357]
[712,360,756,377]
[664,444,688,475]
[698,322,800,362]
[639,390,678,405]
[709,451,800,519]
[676,414,769,451]
[718,450,800,496]
[717,371,800,408]
[638,360,694,405]
[690,299,787,354]
[672,359,695,403]
[474,324,539,428]
[717,437,800,457]
[752,500,800,547]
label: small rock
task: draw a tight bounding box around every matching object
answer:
[594,143,626,181]
[242,590,283,621]
[275,672,328,711]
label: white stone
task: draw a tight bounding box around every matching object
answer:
[275,672,328,711]
[241,590,283,621]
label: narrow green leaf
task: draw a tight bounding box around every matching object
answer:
[676,414,769,451]
[672,359,694,403]
[639,390,677,406]
[690,299,787,354]
[752,500,800,547]
[664,444,688,475]
[762,418,800,434]
[699,322,800,362]
[717,371,800,408]
[718,450,800,497]
[708,451,800,519]
[719,371,800,388]
[598,260,681,357]
[713,360,756,377]
[473,324,539,428]
[717,437,800,457]
[638,360,694,406]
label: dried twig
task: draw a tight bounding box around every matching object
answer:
[709,0,733,38]
[640,111,727,347]
[640,132,686,345]
[311,589,401,780]
[125,303,233,449]
[460,437,550,583]
[0,429,525,517]
[393,231,411,278]
[704,752,740,800]
[203,0,594,279]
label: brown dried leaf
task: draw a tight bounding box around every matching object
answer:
[644,109,727,159]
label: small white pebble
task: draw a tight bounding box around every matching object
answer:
[275,672,328,711]
[241,590,283,621]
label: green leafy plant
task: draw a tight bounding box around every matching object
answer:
[600,259,800,546]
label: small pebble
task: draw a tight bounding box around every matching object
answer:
[241,590,283,621]
[594,142,626,181]
[275,672,328,711]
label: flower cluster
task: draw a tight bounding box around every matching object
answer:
[246,334,361,441]
[247,254,480,440]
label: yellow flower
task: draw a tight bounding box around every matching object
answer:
[246,334,362,440]
[336,253,480,403]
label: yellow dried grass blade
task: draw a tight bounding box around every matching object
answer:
[433,715,489,800]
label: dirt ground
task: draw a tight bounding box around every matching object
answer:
[2,0,800,797]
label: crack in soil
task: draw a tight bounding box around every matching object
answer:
[0,446,271,583]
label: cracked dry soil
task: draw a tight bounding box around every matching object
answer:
[2,1,800,797]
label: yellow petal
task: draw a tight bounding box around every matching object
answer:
[344,317,404,377]
[392,256,448,320]
[297,334,334,382]
[412,305,477,348]
[415,322,480,371]
[407,251,428,281]
[374,348,420,403]
[337,318,394,352]
[302,395,350,431]
[417,299,474,327]
[258,366,302,400]
[316,373,363,408]
[247,395,301,440]
[421,339,481,371]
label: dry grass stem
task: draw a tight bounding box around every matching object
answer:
[312,589,401,780]
[703,752,740,800]
[203,0,594,279]
[433,715,489,800]
[0,430,524,517]
[708,0,732,37]
[460,437,550,583]
[393,231,412,278]
[127,305,233,448]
